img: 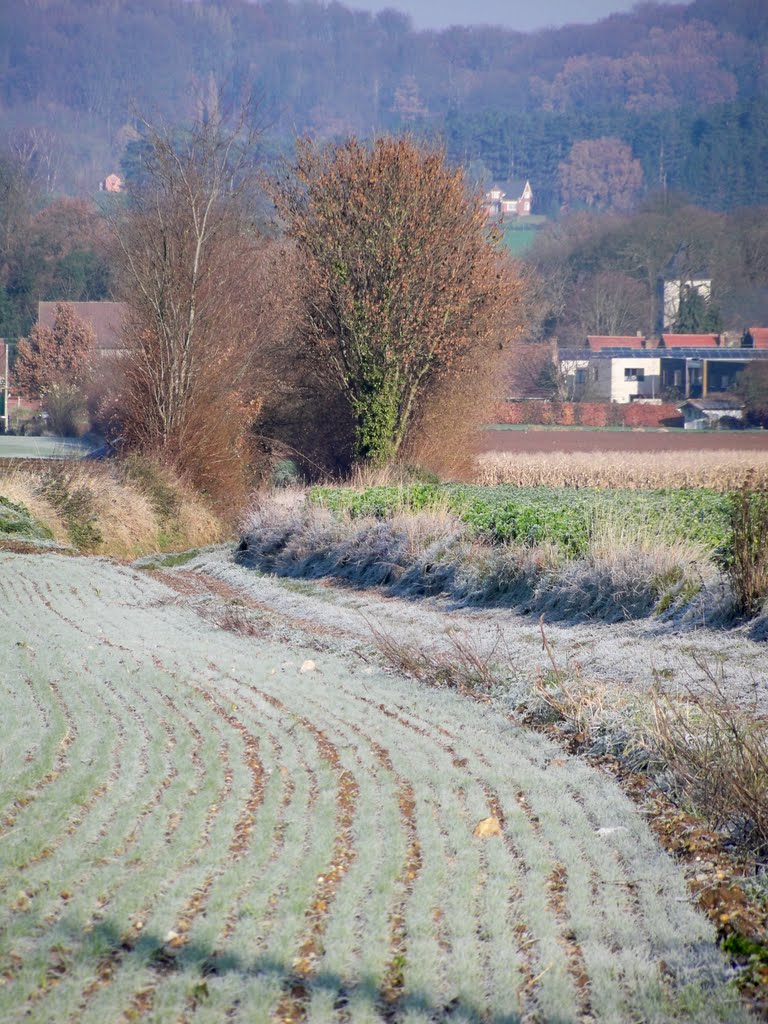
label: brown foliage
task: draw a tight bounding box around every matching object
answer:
[559,137,644,213]
[271,135,523,467]
[111,112,288,507]
[737,362,768,426]
[14,302,95,399]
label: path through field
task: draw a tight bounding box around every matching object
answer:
[0,552,749,1023]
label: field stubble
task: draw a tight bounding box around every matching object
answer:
[477,450,768,491]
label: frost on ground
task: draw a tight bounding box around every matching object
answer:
[0,551,754,1023]
[190,546,768,717]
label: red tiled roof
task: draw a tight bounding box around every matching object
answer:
[38,301,127,351]
[660,333,719,348]
[586,335,646,350]
[747,327,768,349]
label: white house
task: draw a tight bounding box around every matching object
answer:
[483,182,533,218]
[557,332,768,404]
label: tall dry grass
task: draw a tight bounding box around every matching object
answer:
[0,458,226,557]
[477,450,768,490]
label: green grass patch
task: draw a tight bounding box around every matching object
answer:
[308,483,733,558]
[155,549,200,568]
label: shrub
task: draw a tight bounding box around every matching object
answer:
[726,484,768,617]
[650,665,768,854]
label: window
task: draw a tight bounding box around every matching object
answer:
[624,367,645,381]
[575,368,587,385]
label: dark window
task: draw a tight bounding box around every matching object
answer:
[624,367,645,381]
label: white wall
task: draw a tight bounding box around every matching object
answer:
[609,358,661,403]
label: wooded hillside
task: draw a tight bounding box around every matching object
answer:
[1,0,766,205]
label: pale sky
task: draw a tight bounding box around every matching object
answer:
[354,0,677,32]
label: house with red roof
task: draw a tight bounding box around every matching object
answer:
[743,327,768,349]
[659,334,719,348]
[37,301,127,358]
[558,330,768,404]
[483,182,533,218]
[586,335,647,351]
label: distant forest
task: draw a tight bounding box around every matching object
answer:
[1,0,767,208]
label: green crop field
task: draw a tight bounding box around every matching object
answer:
[0,553,745,1023]
[309,484,732,558]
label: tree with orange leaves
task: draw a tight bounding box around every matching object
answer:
[272,136,520,466]
[13,302,95,435]
[14,302,94,399]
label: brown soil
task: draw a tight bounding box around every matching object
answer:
[481,428,768,453]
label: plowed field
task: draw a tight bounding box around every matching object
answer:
[0,553,747,1023]
[481,428,768,453]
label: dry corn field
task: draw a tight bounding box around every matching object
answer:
[0,553,750,1024]
[476,450,768,490]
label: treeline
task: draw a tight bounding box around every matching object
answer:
[10,121,523,496]
[0,153,113,340]
[1,0,766,207]
[523,195,768,347]
[444,97,768,215]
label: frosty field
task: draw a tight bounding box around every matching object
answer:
[0,552,752,1023]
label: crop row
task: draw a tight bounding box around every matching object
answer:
[0,554,745,1023]
[309,484,733,557]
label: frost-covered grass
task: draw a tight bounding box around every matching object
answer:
[0,552,749,1023]
[237,493,730,626]
[0,495,54,544]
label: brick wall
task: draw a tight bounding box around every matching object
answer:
[494,401,683,428]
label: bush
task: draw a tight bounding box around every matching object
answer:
[727,484,768,617]
[43,384,90,437]
[650,666,768,854]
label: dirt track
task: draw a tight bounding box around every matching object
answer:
[481,428,768,453]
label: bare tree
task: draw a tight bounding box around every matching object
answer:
[111,109,275,499]
[272,135,522,466]
[569,270,646,338]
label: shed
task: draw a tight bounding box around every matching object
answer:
[678,397,744,429]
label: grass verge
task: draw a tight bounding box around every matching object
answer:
[238,492,723,624]
[0,457,226,558]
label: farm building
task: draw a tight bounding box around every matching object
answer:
[679,398,744,429]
